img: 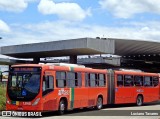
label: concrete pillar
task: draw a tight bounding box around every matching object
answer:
[33,58,40,64]
[69,55,77,64]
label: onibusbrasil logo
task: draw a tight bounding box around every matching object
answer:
[1,111,42,117]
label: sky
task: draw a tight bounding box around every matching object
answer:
[1,0,160,48]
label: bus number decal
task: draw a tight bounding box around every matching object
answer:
[58,89,69,96]
[137,89,144,93]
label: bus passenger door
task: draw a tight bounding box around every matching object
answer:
[115,74,134,104]
[42,71,56,111]
[115,74,124,104]
[82,72,89,107]
[123,75,134,103]
[67,72,86,109]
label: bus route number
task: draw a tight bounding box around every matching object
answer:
[58,89,69,96]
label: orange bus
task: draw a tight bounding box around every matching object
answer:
[2,63,160,114]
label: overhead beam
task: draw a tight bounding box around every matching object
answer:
[0,38,115,58]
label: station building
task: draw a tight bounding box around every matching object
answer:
[1,37,160,72]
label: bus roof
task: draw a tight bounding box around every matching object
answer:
[114,70,158,76]
[11,64,43,67]
[11,64,107,73]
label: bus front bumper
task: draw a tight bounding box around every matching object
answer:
[6,103,43,111]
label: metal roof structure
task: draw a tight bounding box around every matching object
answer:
[112,38,160,56]
[43,56,121,66]
[0,58,30,65]
[0,58,15,65]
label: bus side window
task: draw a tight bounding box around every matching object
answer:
[134,76,143,86]
[67,72,75,88]
[11,76,17,87]
[117,75,123,87]
[75,72,82,87]
[90,73,96,87]
[56,71,66,88]
[99,74,105,87]
[43,75,54,96]
[152,77,159,87]
[124,75,134,87]
[144,76,152,87]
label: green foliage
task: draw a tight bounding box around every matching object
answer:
[0,84,6,110]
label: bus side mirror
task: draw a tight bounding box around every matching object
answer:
[0,71,9,82]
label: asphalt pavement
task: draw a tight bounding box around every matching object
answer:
[1,101,160,119]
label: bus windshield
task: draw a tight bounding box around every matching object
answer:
[7,67,41,101]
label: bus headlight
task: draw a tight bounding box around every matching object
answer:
[32,98,40,106]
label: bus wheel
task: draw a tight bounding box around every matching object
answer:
[96,97,103,110]
[136,95,143,106]
[58,99,66,115]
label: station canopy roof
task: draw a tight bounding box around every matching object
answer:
[1,37,160,58]
[113,38,160,56]
[0,38,114,58]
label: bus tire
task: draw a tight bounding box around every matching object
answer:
[136,95,143,106]
[96,97,103,110]
[58,99,66,115]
